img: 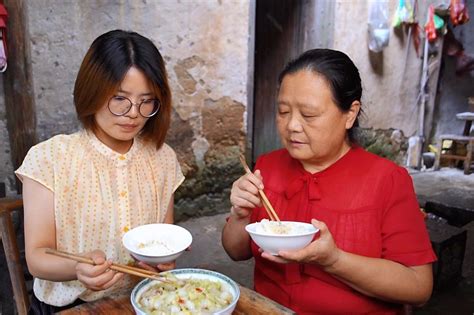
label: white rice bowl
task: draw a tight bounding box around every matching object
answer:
[122,224,192,264]
[245,220,318,255]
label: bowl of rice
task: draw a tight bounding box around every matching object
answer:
[122,224,192,264]
[245,219,318,255]
[131,268,240,315]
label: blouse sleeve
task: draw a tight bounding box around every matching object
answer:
[380,167,437,266]
[15,139,56,192]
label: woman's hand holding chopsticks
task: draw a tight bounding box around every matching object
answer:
[223,159,266,261]
[230,169,265,219]
[70,249,124,291]
[232,155,281,222]
[45,248,171,287]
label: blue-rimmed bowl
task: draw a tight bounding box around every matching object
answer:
[131,268,240,315]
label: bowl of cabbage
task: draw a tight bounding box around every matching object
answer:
[122,224,192,265]
[131,268,240,315]
[245,219,318,255]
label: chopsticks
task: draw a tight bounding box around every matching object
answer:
[239,154,281,222]
[45,248,171,283]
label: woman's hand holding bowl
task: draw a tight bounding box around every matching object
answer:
[261,219,342,269]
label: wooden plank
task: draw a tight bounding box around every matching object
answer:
[59,284,296,314]
[1,0,38,190]
[0,197,28,315]
[440,135,474,141]
[439,154,467,161]
[234,285,295,314]
[60,296,134,315]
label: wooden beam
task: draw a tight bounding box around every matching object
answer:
[2,0,37,191]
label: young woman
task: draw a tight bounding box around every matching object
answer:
[16,30,184,314]
[222,49,436,314]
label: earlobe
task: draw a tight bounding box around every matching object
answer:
[345,101,361,129]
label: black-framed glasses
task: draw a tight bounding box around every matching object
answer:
[107,95,160,117]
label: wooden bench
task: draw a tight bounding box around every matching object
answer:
[433,134,474,174]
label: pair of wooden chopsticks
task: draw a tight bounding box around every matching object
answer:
[45,248,171,283]
[239,154,281,222]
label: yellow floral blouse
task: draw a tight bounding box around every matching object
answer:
[15,130,184,306]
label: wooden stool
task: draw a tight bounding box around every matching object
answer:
[434,135,474,174]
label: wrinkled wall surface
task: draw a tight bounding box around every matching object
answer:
[1,1,251,219]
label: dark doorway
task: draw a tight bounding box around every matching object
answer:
[251,0,304,164]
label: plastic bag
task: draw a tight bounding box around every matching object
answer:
[425,5,437,42]
[368,0,390,52]
[450,0,470,26]
[392,0,414,28]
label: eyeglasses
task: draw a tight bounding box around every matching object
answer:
[107,95,160,117]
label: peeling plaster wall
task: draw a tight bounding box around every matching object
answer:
[0,1,252,218]
[332,0,436,139]
[333,0,446,144]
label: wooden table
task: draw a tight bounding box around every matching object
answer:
[59,285,295,315]
[456,112,474,136]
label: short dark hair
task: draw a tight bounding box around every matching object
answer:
[278,49,362,143]
[74,29,171,149]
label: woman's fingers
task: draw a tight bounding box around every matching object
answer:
[89,250,107,265]
[259,219,341,267]
[77,267,116,290]
[75,250,125,290]
[244,170,264,190]
[237,174,263,194]
[231,175,263,208]
[76,251,112,277]
[137,261,157,272]
[311,218,327,235]
[99,272,124,290]
[157,261,176,271]
[261,252,290,264]
[137,261,176,272]
[231,195,260,209]
[88,271,124,291]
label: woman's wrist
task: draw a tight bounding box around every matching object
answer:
[322,247,344,274]
[229,206,250,222]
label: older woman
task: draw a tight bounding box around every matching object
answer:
[222,49,436,314]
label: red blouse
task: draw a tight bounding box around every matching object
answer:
[249,147,436,314]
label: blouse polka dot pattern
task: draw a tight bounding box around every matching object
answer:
[15,130,185,306]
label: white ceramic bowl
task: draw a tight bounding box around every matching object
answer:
[131,268,240,315]
[245,221,318,255]
[122,224,192,264]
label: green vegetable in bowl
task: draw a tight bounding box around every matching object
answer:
[137,273,233,314]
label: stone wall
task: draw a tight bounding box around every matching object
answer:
[0,1,252,218]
